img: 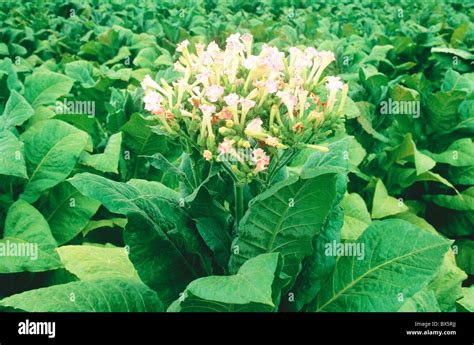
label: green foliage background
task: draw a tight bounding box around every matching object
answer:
[0,0,472,312]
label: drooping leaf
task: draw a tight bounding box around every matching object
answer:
[0,130,27,178]
[80,132,122,173]
[371,179,408,219]
[388,133,436,175]
[0,90,34,130]
[0,200,61,273]
[56,244,140,281]
[0,278,163,312]
[427,250,467,312]
[169,253,283,312]
[38,182,101,245]
[424,139,474,167]
[68,173,205,305]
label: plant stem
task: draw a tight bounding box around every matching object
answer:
[234,183,244,226]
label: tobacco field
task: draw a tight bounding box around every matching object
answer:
[0,0,473,313]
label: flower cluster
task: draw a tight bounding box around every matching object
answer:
[141,33,348,181]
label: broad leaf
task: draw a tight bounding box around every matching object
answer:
[56,244,140,281]
[24,71,74,108]
[38,182,100,245]
[80,132,122,173]
[371,179,408,219]
[0,90,34,130]
[0,200,61,273]
[169,253,283,312]
[314,219,450,312]
[68,173,205,305]
[0,130,27,178]
[229,173,338,278]
[0,278,163,312]
[21,120,90,202]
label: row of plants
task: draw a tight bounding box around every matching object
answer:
[0,0,472,312]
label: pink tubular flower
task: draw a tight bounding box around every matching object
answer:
[240,98,256,110]
[143,91,163,113]
[265,79,278,93]
[252,148,270,172]
[243,55,258,69]
[199,104,216,116]
[241,33,253,44]
[203,150,212,161]
[206,85,224,102]
[224,93,239,106]
[226,33,244,51]
[245,118,263,134]
[218,138,235,154]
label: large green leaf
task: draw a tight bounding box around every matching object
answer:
[0,200,61,273]
[0,90,34,130]
[121,113,168,156]
[371,179,408,219]
[427,250,467,312]
[229,173,338,278]
[399,289,441,312]
[455,240,474,275]
[0,130,27,178]
[38,182,101,245]
[80,132,122,173]
[21,120,90,202]
[341,193,371,240]
[425,187,474,211]
[314,219,450,312]
[457,287,474,312]
[68,173,205,305]
[0,278,163,312]
[24,71,74,108]
[388,134,436,175]
[169,253,283,312]
[56,244,140,281]
[64,60,96,88]
[424,139,474,167]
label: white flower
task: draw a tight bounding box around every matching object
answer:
[266,79,278,94]
[240,98,256,109]
[141,75,160,91]
[176,40,190,52]
[199,104,216,116]
[218,138,235,154]
[318,50,335,64]
[243,55,258,69]
[245,118,263,134]
[143,91,163,112]
[206,85,224,102]
[226,33,244,51]
[325,76,344,91]
[224,93,239,106]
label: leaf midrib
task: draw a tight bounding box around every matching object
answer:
[316,241,448,311]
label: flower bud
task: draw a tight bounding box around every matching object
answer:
[218,127,236,136]
[225,120,234,128]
